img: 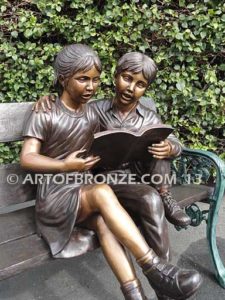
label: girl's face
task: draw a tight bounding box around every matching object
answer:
[61,65,100,108]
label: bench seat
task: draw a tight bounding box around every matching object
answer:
[0,234,50,281]
[0,183,214,281]
[0,206,99,281]
[171,184,214,208]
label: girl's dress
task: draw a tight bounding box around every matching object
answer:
[23,98,99,257]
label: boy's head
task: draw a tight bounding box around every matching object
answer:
[114,52,157,108]
[115,52,157,85]
[54,44,102,94]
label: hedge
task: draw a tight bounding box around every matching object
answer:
[0,0,224,163]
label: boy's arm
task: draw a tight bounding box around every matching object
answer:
[32,95,56,113]
[166,134,183,157]
[145,112,183,159]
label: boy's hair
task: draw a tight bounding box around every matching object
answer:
[115,52,157,85]
[54,44,102,93]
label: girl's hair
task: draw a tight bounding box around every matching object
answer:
[115,52,157,85]
[54,44,102,94]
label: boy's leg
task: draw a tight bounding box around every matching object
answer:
[148,159,191,226]
[111,184,170,262]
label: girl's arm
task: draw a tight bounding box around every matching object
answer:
[20,137,100,173]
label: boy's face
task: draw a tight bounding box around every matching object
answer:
[61,66,100,108]
[115,71,148,108]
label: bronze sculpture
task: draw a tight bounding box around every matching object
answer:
[23,44,202,299]
[34,52,191,265]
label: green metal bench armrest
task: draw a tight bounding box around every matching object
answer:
[181,147,225,202]
[178,147,225,288]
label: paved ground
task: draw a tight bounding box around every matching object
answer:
[0,200,225,300]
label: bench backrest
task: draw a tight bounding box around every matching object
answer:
[0,102,36,211]
[0,97,156,211]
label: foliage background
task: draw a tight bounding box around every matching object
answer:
[0,0,224,163]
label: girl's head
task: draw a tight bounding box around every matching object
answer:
[54,44,102,96]
[115,52,157,85]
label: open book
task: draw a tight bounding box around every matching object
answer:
[90,124,173,168]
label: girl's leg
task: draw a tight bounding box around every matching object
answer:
[78,184,202,300]
[78,184,150,259]
[82,214,136,283]
[81,214,147,300]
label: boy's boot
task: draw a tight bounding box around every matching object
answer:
[160,190,191,227]
[137,249,202,300]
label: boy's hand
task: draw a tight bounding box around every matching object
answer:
[148,140,172,159]
[63,149,101,172]
[32,95,56,113]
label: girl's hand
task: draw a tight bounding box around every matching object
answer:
[32,95,56,113]
[63,149,100,172]
[148,140,172,159]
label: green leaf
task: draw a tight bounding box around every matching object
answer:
[11,31,18,38]
[24,29,33,38]
[218,64,225,71]
[186,56,193,62]
[176,80,186,91]
[137,24,144,31]
[200,31,207,39]
[1,5,7,12]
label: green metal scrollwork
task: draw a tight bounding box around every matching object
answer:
[172,148,225,288]
[172,153,214,186]
[185,204,208,227]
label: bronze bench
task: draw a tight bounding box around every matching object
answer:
[0,99,225,288]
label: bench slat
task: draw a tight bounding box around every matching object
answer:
[0,234,50,281]
[0,164,36,209]
[0,206,35,246]
[0,102,33,142]
[171,184,214,208]
[0,228,99,281]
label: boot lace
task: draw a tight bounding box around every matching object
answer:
[161,191,180,213]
